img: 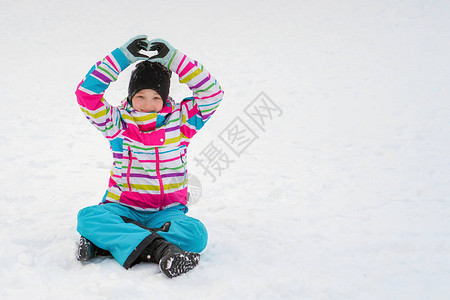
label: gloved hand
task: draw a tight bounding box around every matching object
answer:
[147,38,176,66]
[119,35,151,63]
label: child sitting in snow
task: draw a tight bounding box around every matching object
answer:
[75,35,224,277]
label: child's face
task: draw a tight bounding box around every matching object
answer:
[131,89,164,113]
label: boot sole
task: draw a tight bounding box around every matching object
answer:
[159,252,200,278]
[77,237,95,261]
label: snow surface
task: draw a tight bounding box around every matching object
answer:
[1,0,450,299]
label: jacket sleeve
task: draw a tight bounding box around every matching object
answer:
[166,51,224,141]
[75,48,131,139]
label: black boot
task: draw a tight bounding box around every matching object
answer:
[76,236,111,261]
[141,238,200,278]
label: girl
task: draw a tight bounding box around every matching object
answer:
[75,35,224,278]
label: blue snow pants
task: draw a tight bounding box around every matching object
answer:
[77,203,208,269]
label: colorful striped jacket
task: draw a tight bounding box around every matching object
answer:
[76,48,224,210]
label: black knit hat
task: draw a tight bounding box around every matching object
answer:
[128,61,171,105]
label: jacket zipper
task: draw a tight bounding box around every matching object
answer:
[155,147,165,210]
[126,146,133,192]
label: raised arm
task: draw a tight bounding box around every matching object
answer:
[75,35,151,139]
[148,38,224,140]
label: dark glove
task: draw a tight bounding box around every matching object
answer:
[147,38,176,66]
[119,35,151,63]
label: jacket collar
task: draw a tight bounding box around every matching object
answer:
[119,97,175,132]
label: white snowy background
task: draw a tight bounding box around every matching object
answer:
[1,0,449,299]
